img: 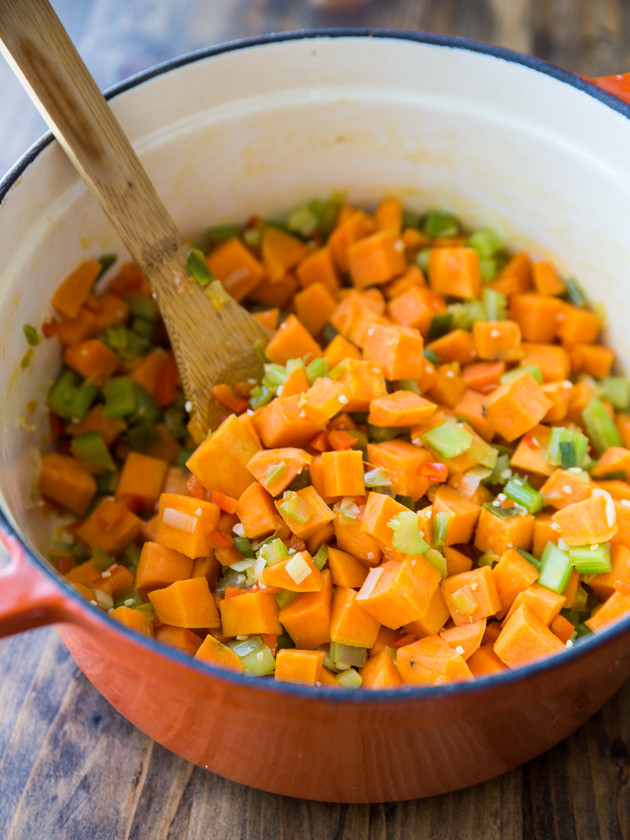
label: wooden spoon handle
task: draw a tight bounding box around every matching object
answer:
[0,0,185,273]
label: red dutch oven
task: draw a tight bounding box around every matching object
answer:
[1,31,630,803]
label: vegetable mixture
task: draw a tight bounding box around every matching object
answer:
[35,196,630,689]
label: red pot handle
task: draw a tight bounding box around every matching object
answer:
[0,528,71,638]
[588,72,630,106]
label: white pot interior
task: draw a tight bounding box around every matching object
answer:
[2,34,630,555]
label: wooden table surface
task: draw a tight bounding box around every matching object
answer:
[2,2,630,838]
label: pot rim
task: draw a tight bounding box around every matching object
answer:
[2,27,629,704]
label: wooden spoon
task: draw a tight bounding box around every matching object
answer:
[0,0,270,443]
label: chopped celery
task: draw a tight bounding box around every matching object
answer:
[126,422,160,452]
[205,280,229,310]
[205,223,241,245]
[564,277,589,308]
[468,227,504,258]
[260,538,289,566]
[286,358,306,375]
[92,546,115,570]
[515,547,542,571]
[249,384,273,409]
[286,206,319,237]
[347,429,369,452]
[71,431,116,471]
[266,462,287,486]
[337,497,361,521]
[366,424,402,443]
[546,426,589,468]
[482,287,507,321]
[501,365,543,386]
[124,290,159,321]
[176,447,195,468]
[278,491,311,523]
[233,536,254,557]
[306,357,328,384]
[100,325,149,361]
[574,622,593,640]
[312,543,329,570]
[114,590,143,609]
[364,468,392,488]
[470,436,498,470]
[97,253,117,277]
[129,385,161,426]
[185,247,213,287]
[482,452,511,486]
[477,551,501,567]
[47,369,98,421]
[131,317,156,340]
[287,469,311,492]
[23,324,40,346]
[95,470,119,494]
[243,226,262,248]
[427,312,453,342]
[422,423,472,459]
[482,502,522,520]
[479,256,502,283]
[600,377,630,411]
[569,543,612,575]
[423,347,440,366]
[329,641,368,668]
[504,477,544,514]
[389,510,429,555]
[538,542,573,594]
[123,544,141,571]
[164,405,188,441]
[275,590,297,609]
[448,300,486,330]
[432,511,452,548]
[396,495,415,510]
[262,363,287,389]
[230,558,255,572]
[421,211,460,238]
[415,248,432,272]
[336,668,363,689]
[398,379,421,395]
[307,194,343,235]
[227,636,276,676]
[425,548,448,579]
[322,323,339,343]
[582,397,623,455]
[275,629,296,651]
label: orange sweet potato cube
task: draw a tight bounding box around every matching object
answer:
[275,485,335,539]
[366,440,432,501]
[347,229,407,288]
[75,498,143,555]
[156,493,220,558]
[114,451,169,513]
[330,586,382,648]
[275,649,326,685]
[474,505,535,555]
[428,247,481,300]
[279,569,333,648]
[206,237,265,301]
[236,481,282,539]
[186,414,260,498]
[360,492,413,550]
[396,635,472,685]
[356,555,441,629]
[253,394,325,448]
[441,566,503,626]
[332,358,387,412]
[431,485,481,545]
[294,281,337,336]
[219,589,283,636]
[321,449,366,497]
[265,314,322,365]
[148,577,220,629]
[362,323,424,380]
[483,372,552,441]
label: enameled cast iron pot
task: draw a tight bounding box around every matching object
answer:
[1,31,630,803]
